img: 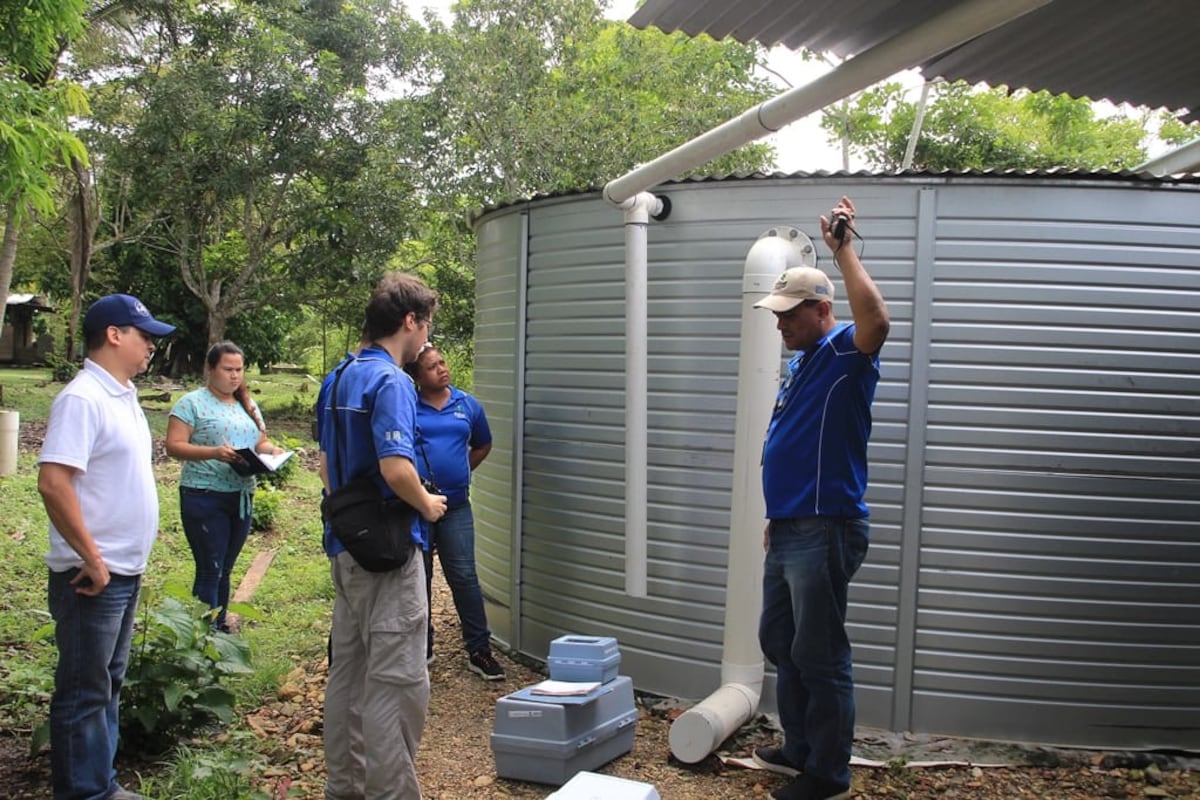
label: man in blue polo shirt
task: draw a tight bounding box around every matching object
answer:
[318,272,448,800]
[750,196,890,800]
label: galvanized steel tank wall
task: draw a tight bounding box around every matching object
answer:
[471,176,1200,749]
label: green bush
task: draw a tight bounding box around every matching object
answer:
[250,484,281,531]
[257,434,301,491]
[120,592,253,753]
[44,352,77,383]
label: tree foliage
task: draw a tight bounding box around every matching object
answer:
[87,0,425,358]
[822,80,1149,172]
[398,0,778,355]
[1157,112,1200,148]
[0,0,90,333]
[410,0,777,207]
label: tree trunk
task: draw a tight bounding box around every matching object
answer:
[207,310,228,346]
[0,199,20,336]
[66,158,98,361]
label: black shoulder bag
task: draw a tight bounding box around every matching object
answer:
[320,356,416,572]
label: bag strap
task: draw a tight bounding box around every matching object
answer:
[327,355,357,490]
[330,353,432,491]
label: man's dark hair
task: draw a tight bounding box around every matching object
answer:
[84,326,111,353]
[362,272,438,342]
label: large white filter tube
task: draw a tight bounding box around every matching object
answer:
[669,228,817,763]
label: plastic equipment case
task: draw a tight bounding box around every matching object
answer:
[547,635,622,684]
[491,675,637,785]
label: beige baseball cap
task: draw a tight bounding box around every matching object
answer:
[753,267,835,312]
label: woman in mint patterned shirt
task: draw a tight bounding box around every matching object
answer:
[166,341,283,630]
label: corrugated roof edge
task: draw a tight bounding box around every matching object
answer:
[470,168,1200,223]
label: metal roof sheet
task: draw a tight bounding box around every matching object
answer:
[472,168,1200,220]
[628,0,1200,123]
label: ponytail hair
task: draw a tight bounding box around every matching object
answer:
[206,341,265,431]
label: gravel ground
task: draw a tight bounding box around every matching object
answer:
[3,569,1199,798]
[192,572,1200,799]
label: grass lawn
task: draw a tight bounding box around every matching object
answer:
[0,365,334,797]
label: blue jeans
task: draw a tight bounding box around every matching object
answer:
[48,568,141,800]
[758,517,869,789]
[423,503,491,655]
[180,487,251,629]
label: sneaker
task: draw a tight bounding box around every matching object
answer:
[108,788,145,800]
[771,774,850,800]
[468,649,505,681]
[753,745,802,777]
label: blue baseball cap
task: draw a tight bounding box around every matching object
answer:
[83,294,176,338]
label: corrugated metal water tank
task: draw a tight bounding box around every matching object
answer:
[469,174,1200,750]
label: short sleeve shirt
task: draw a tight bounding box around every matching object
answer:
[318,347,421,556]
[414,387,491,506]
[762,322,880,520]
[38,360,160,575]
[170,388,261,492]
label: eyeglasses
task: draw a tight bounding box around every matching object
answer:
[115,325,155,344]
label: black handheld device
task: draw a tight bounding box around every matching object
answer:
[831,213,850,243]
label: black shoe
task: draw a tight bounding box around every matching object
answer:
[753,745,802,777]
[468,649,505,681]
[771,774,850,800]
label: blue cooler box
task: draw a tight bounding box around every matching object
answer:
[491,675,637,785]
[547,635,622,684]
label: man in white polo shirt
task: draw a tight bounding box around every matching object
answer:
[37,293,175,800]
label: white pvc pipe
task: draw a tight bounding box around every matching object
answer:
[669,228,817,763]
[0,409,16,477]
[620,192,664,598]
[1136,135,1200,175]
[604,0,1052,205]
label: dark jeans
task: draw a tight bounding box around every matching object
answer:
[758,516,869,789]
[423,503,491,655]
[179,487,252,629]
[48,568,141,800]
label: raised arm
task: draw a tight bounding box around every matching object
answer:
[819,195,890,355]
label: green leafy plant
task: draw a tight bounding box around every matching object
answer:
[257,434,301,491]
[44,352,77,383]
[250,484,281,531]
[137,738,271,800]
[120,591,252,753]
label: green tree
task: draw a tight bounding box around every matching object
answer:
[411,0,777,207]
[822,80,1149,172]
[97,0,424,352]
[0,0,89,334]
[1157,112,1200,148]
[403,0,779,355]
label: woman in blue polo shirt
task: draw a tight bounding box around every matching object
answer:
[166,341,284,631]
[407,344,504,680]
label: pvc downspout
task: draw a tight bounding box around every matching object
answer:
[617,192,666,598]
[602,0,1052,206]
[668,228,816,763]
[1136,135,1200,175]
